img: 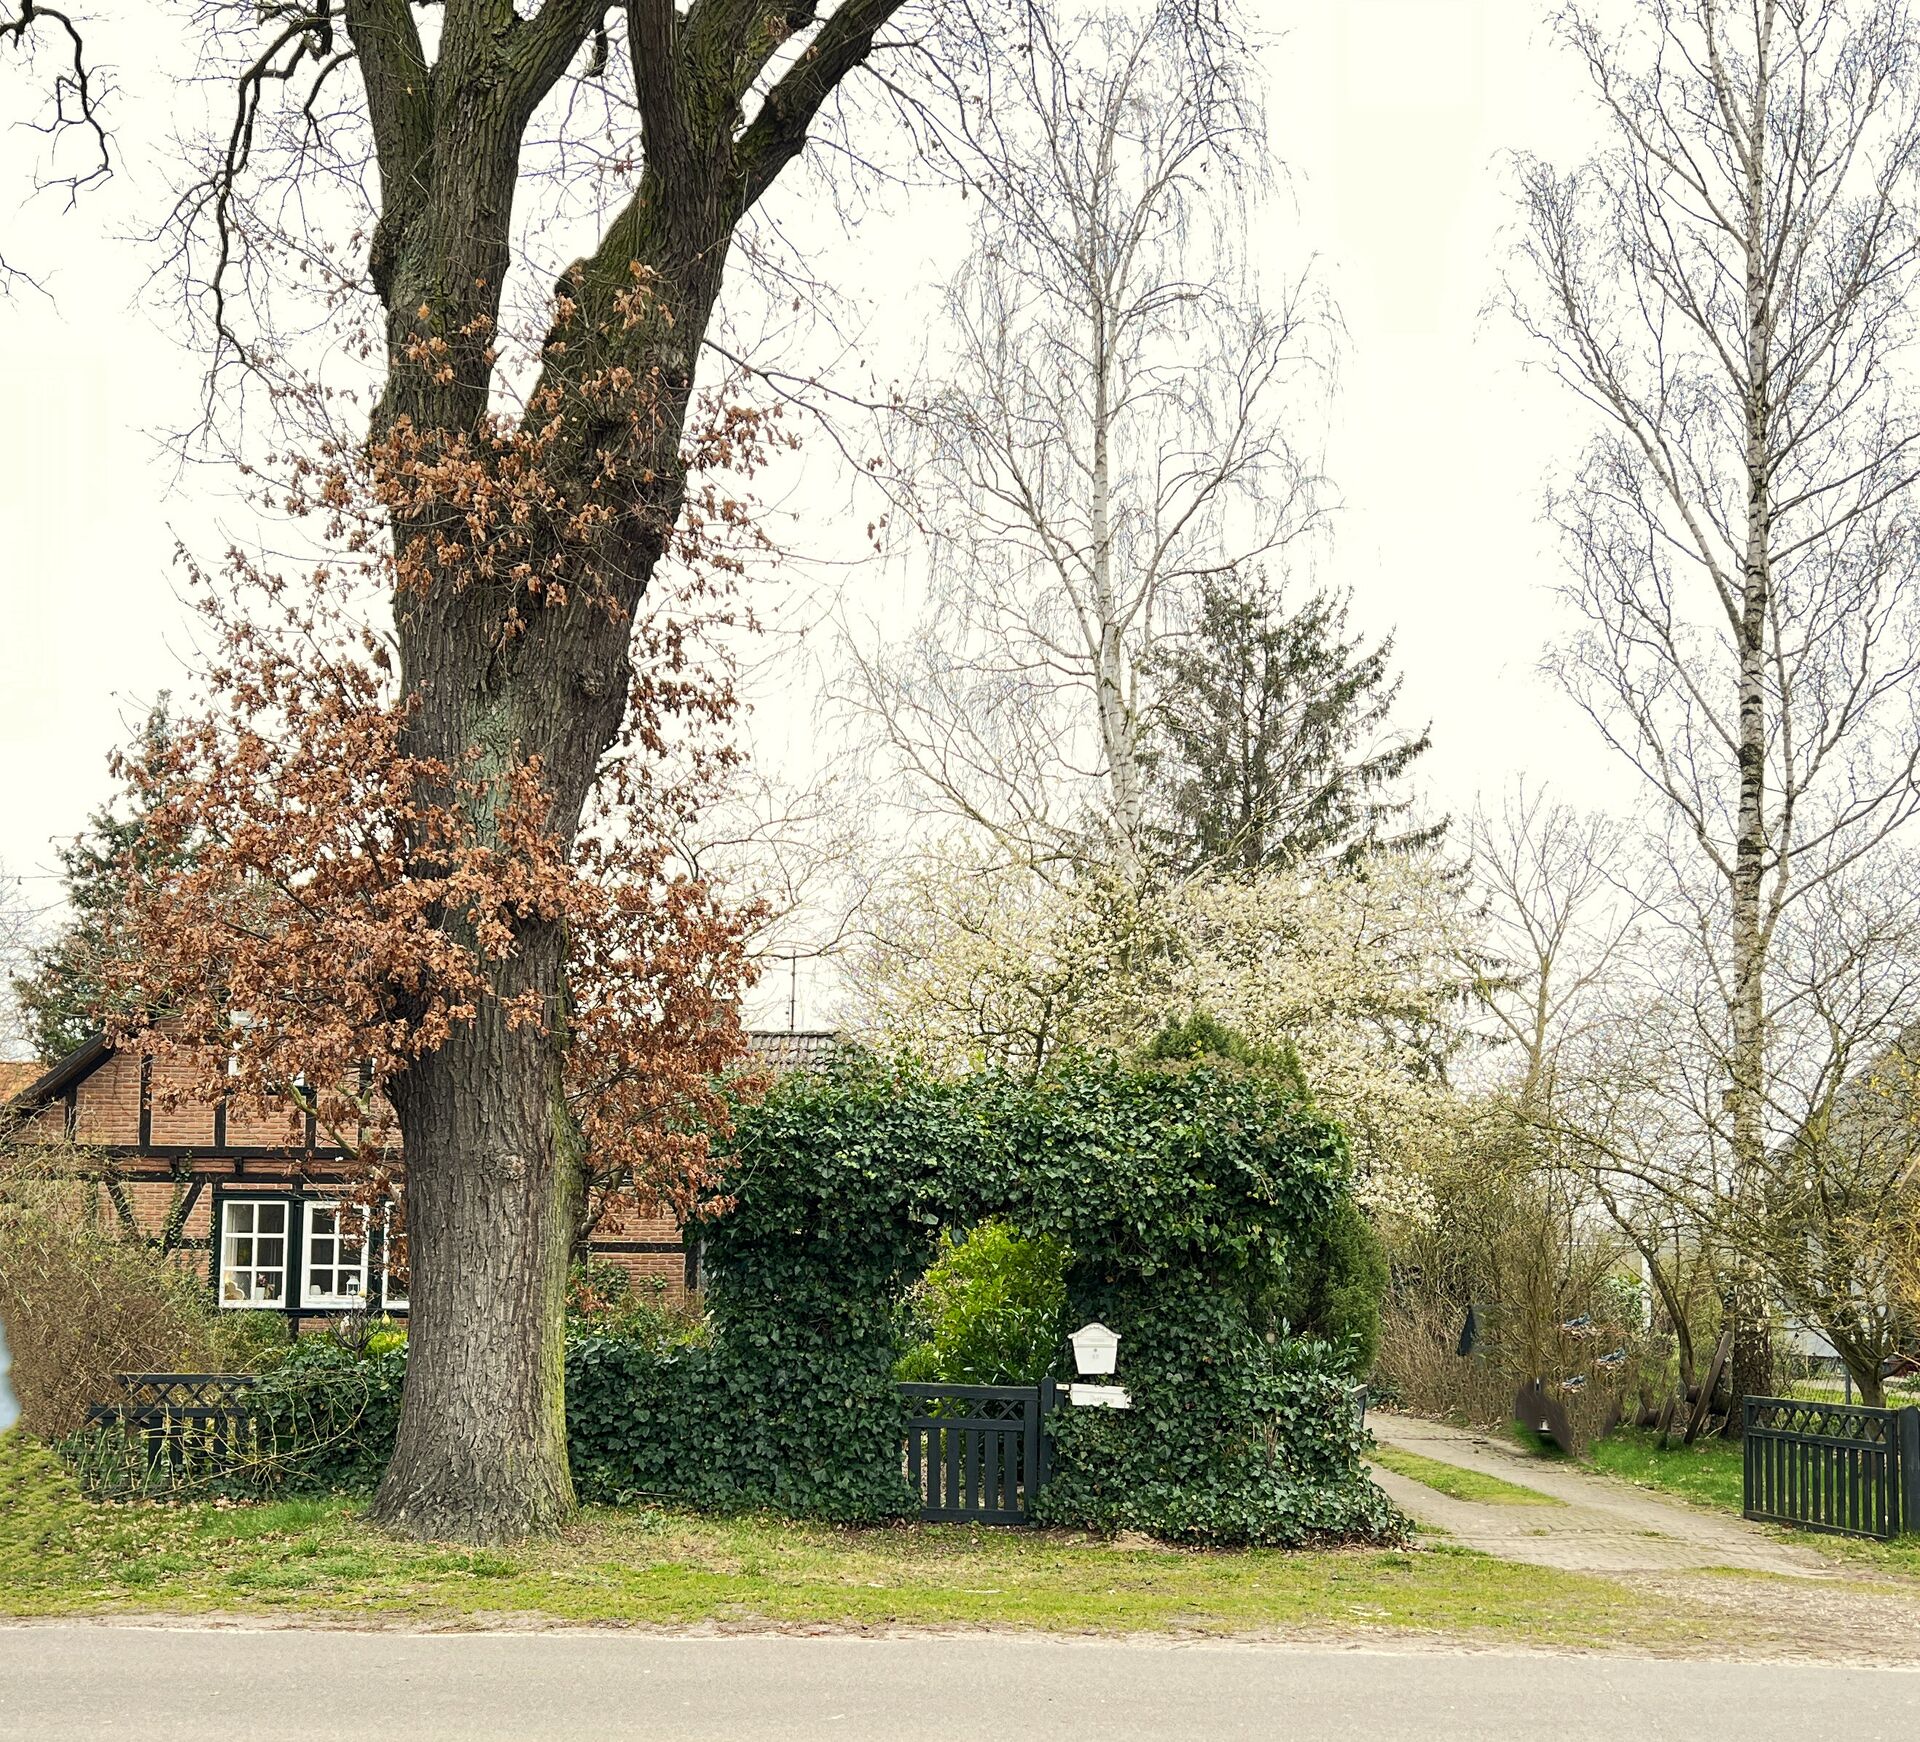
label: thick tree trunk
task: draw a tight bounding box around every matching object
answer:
[374,985,578,1542]
[332,0,902,1545]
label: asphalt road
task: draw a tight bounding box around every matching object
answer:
[4,1627,1919,1741]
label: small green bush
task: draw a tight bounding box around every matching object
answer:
[565,1334,711,1505]
[1035,1317,1399,1547]
[211,1308,297,1372]
[567,1259,706,1347]
[1139,1010,1312,1100]
[1269,1194,1388,1375]
[896,1221,1067,1385]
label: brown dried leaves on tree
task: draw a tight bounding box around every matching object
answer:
[96,335,781,1240]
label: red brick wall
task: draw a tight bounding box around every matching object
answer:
[102,1178,216,1243]
[224,1097,306,1149]
[593,1203,682,1245]
[594,1249,688,1297]
[147,1051,217,1147]
[72,1048,142,1144]
[16,1101,70,1143]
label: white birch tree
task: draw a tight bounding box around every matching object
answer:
[840,0,1329,862]
[1510,0,1920,1407]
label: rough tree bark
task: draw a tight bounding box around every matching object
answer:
[312,0,908,1543]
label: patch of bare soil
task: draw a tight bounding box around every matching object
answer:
[1627,1571,1920,1666]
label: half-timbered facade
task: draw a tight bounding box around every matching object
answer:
[2,1028,840,1329]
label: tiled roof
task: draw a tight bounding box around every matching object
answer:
[0,1060,42,1105]
[744,1029,843,1074]
[1,1032,111,1110]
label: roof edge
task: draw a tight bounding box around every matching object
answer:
[5,1026,847,1112]
[5,1031,113,1111]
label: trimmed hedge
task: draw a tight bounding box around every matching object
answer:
[994,1055,1400,1546]
[568,1050,1403,1545]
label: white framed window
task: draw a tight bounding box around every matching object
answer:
[381,1205,409,1313]
[300,1201,369,1309]
[218,1199,289,1308]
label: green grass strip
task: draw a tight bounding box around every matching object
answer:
[0,1430,1720,1649]
[1370,1446,1564,1506]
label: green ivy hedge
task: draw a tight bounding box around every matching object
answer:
[990,1054,1401,1546]
[83,1045,1401,1546]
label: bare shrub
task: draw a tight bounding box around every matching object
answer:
[0,1182,226,1436]
[1376,1126,1665,1450]
[1375,1290,1514,1428]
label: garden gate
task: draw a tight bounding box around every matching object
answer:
[1742,1396,1920,1541]
[898,1380,1053,1524]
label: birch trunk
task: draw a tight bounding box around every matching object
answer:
[1512,0,1920,1441]
[1727,0,1777,1423]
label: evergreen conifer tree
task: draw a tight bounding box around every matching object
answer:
[14,701,184,1061]
[1142,573,1437,873]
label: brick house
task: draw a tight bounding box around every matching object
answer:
[2,1028,840,1330]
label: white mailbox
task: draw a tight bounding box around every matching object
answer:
[1069,1321,1120,1377]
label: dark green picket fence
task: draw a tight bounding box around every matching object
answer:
[75,1372,269,1496]
[1742,1396,1920,1541]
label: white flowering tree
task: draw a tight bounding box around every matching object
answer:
[843,849,1480,1221]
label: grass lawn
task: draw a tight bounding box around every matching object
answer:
[1370,1446,1563,1506]
[1589,1428,1741,1512]
[0,1431,1706,1651]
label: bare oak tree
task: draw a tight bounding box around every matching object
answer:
[0,0,111,291]
[1511,0,1920,1409]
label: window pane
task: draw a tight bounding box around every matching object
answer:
[221,1201,293,1307]
[300,1202,368,1305]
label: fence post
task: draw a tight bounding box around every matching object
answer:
[1034,1375,1056,1501]
[1898,1406,1920,1538]
[1741,1397,1757,1522]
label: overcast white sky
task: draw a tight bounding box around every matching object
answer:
[0,0,1641,1033]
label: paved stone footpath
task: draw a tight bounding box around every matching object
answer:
[1367,1413,1836,1576]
